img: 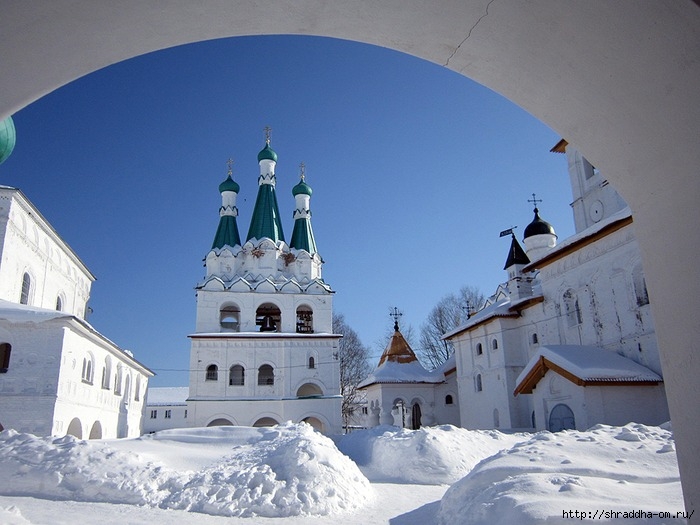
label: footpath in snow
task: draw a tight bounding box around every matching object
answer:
[0,422,688,524]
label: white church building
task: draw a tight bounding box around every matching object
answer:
[362,140,669,433]
[184,137,342,434]
[0,182,153,438]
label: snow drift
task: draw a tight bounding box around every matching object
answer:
[336,424,526,484]
[0,422,372,518]
[436,423,684,525]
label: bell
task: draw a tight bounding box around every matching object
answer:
[260,315,277,332]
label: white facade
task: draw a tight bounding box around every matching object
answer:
[360,327,460,430]
[143,387,189,434]
[445,144,668,431]
[0,186,93,316]
[0,186,153,438]
[187,142,342,434]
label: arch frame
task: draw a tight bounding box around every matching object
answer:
[3,1,700,509]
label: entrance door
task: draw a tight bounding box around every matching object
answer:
[548,403,575,432]
[411,403,422,430]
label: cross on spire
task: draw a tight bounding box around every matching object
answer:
[299,161,306,181]
[528,193,543,210]
[264,126,272,144]
[227,157,234,176]
[390,307,403,331]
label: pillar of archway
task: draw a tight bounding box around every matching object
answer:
[2,1,699,510]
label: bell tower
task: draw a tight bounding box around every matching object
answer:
[187,132,341,434]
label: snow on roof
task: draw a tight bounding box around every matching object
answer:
[358,359,443,388]
[524,206,632,270]
[145,386,190,405]
[359,327,443,388]
[436,352,457,375]
[0,299,154,376]
[515,345,662,395]
[442,296,515,340]
[0,298,72,324]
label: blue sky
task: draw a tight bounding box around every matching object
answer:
[1,35,573,386]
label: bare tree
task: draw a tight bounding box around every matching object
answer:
[418,285,485,369]
[333,313,372,432]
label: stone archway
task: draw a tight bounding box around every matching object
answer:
[2,2,699,508]
[89,420,103,439]
[66,417,82,439]
[301,416,324,432]
[253,417,279,427]
[207,418,234,427]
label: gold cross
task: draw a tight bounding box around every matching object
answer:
[264,126,272,144]
[299,161,306,180]
[227,158,234,176]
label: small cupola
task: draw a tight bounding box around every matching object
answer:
[522,194,557,262]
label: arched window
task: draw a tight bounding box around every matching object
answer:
[475,374,483,392]
[101,357,112,389]
[114,365,122,395]
[134,379,141,401]
[563,289,582,327]
[258,364,274,385]
[219,304,240,331]
[445,394,454,405]
[20,272,31,305]
[82,355,94,384]
[493,408,500,428]
[123,374,131,402]
[531,333,539,345]
[0,343,11,373]
[491,339,498,350]
[55,294,64,312]
[206,364,218,381]
[256,303,281,332]
[229,365,245,386]
[296,306,313,333]
[476,343,483,355]
[308,356,315,369]
[548,403,576,432]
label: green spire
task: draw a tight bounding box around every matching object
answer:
[246,184,285,242]
[212,215,241,249]
[289,164,317,254]
[211,159,242,249]
[246,140,285,243]
[290,216,317,254]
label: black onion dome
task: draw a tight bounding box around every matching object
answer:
[524,208,556,238]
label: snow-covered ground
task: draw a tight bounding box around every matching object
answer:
[0,422,687,524]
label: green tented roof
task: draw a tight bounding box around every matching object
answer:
[212,215,241,250]
[246,183,285,243]
[290,217,317,254]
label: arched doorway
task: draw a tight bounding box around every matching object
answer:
[253,417,279,427]
[548,403,576,432]
[66,418,82,439]
[296,383,323,397]
[3,2,699,508]
[410,402,422,430]
[89,421,103,439]
[207,418,234,427]
[301,417,324,432]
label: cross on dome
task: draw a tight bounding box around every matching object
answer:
[528,192,543,211]
[389,307,403,331]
